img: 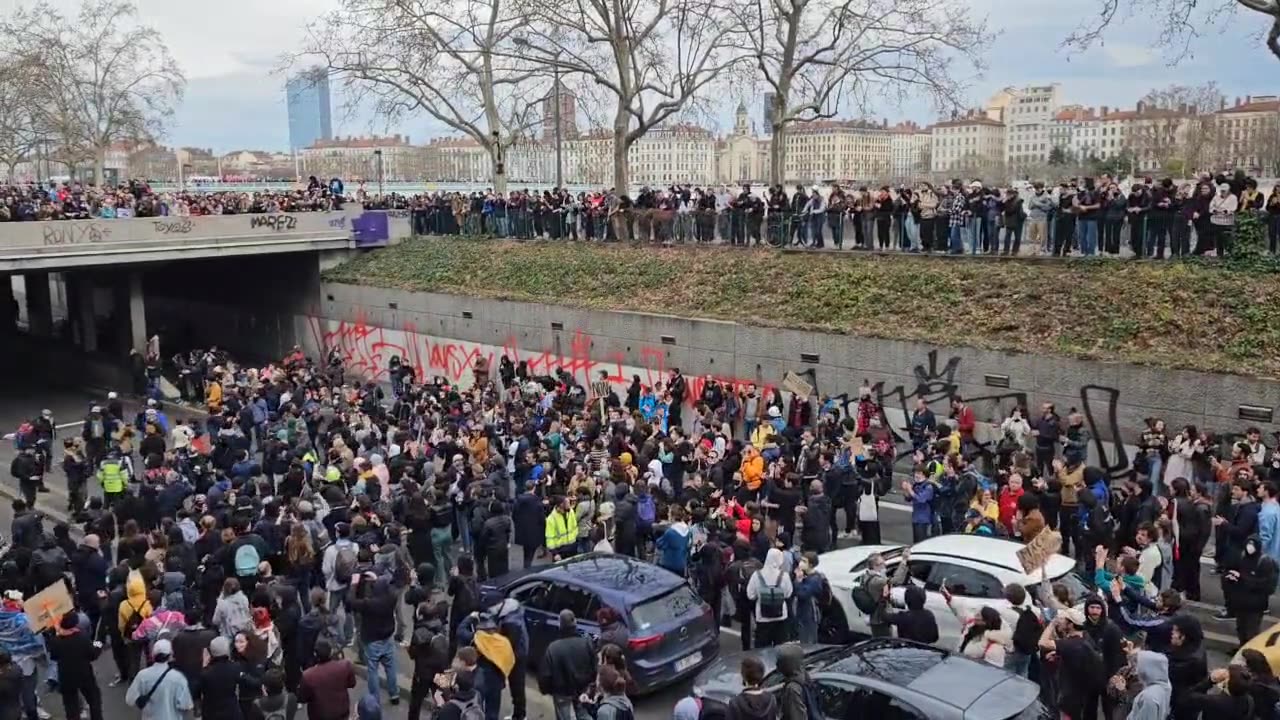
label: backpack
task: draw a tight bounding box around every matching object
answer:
[122,601,145,642]
[728,559,762,600]
[13,422,33,450]
[333,544,359,583]
[448,695,485,720]
[637,495,657,527]
[786,679,824,720]
[755,571,787,620]
[234,542,261,578]
[1012,607,1042,655]
[253,696,292,720]
[851,574,879,615]
[815,574,834,608]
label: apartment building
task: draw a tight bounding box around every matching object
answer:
[930,112,1007,175]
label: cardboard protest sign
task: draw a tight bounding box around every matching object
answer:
[782,371,813,399]
[1017,529,1062,575]
[24,580,74,632]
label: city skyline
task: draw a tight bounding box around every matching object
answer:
[67,0,1267,154]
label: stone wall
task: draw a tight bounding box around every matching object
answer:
[286,282,1280,480]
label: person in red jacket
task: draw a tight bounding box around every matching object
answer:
[952,397,976,451]
[998,474,1025,535]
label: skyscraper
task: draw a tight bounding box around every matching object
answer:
[286,68,333,151]
[763,93,776,132]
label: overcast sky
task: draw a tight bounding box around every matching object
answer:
[6,0,1277,153]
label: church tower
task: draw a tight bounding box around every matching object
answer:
[735,101,749,135]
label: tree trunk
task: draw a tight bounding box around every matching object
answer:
[94,147,106,186]
[613,117,630,192]
[488,145,508,195]
[769,123,787,186]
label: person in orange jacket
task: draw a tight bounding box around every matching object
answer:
[741,447,764,495]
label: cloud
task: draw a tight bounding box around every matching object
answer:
[1102,43,1157,68]
[8,0,1278,150]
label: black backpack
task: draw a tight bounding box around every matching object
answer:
[122,601,145,642]
[1012,607,1042,655]
[851,574,879,614]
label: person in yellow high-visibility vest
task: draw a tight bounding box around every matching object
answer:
[544,495,579,561]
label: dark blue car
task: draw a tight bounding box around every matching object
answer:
[481,552,719,694]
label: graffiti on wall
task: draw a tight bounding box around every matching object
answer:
[304,315,772,405]
[308,316,1269,480]
[785,349,1136,479]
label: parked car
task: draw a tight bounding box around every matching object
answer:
[481,552,719,694]
[692,638,1050,720]
[816,534,1088,648]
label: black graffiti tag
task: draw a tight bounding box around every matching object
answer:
[248,214,298,232]
[151,219,194,235]
[41,222,112,246]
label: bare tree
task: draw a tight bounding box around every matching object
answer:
[1065,0,1279,62]
[734,0,988,185]
[297,0,544,194]
[0,59,42,181]
[1128,83,1225,176]
[513,0,743,190]
[0,0,184,185]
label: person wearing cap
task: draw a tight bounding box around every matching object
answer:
[200,636,248,720]
[1038,608,1104,719]
[0,591,45,720]
[124,637,192,720]
[47,612,103,720]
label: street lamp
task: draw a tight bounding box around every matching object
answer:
[373,149,384,196]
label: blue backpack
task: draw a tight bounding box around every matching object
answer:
[637,494,657,527]
[234,542,261,577]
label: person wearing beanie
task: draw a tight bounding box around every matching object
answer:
[125,638,192,720]
[48,611,103,720]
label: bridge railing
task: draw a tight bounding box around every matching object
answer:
[0,210,414,254]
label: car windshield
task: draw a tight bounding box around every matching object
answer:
[629,585,703,632]
[817,643,946,685]
[1030,569,1091,606]
[849,546,906,573]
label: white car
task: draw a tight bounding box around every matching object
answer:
[815,534,1087,649]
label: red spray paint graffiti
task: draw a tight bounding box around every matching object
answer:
[305,316,769,406]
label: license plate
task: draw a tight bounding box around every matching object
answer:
[675,652,702,672]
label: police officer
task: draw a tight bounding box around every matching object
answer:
[97,450,130,508]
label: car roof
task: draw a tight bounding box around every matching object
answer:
[908,535,1075,582]
[814,639,1039,720]
[502,552,687,603]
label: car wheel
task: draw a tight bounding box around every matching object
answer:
[818,602,851,644]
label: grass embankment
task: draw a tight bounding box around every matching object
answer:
[323,238,1280,378]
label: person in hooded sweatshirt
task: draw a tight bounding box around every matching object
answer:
[727,655,778,720]
[1224,533,1279,648]
[1082,595,1125,719]
[593,666,634,720]
[777,643,816,720]
[407,602,450,720]
[745,547,793,648]
[887,585,939,644]
[1126,650,1171,720]
[656,506,692,576]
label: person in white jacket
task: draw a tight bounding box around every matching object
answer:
[955,605,1013,667]
[1208,183,1238,256]
[746,548,793,648]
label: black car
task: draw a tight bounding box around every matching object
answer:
[692,639,1050,720]
[482,552,719,694]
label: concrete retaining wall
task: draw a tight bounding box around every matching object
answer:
[146,279,1280,478]
[268,283,1276,478]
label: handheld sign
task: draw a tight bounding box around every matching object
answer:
[1016,529,1063,576]
[24,580,74,632]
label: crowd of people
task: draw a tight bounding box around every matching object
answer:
[6,172,1280,258]
[2,334,1280,720]
[405,171,1280,258]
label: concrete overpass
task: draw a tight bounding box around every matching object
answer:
[0,210,410,389]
